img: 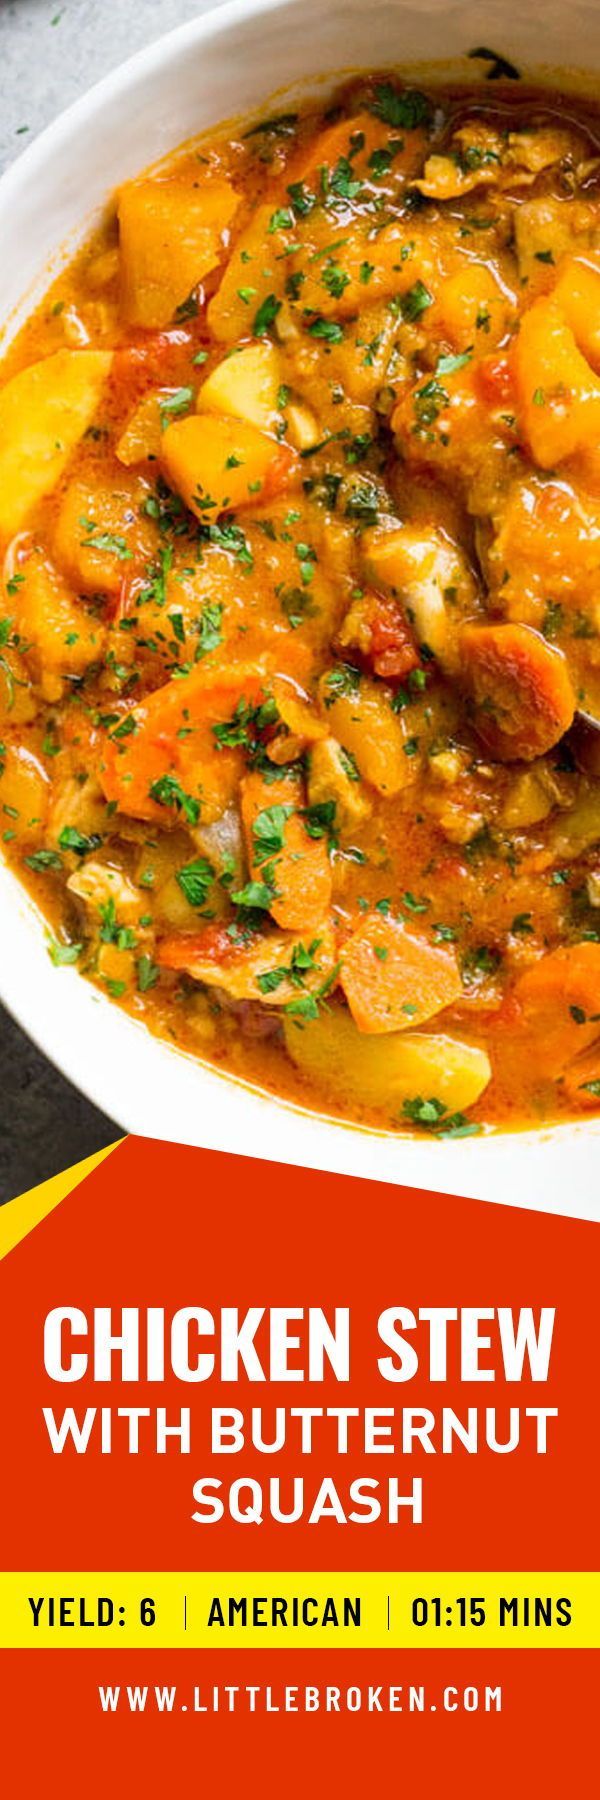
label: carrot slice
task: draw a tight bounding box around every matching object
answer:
[339,913,462,1035]
[240,768,332,934]
[460,623,574,761]
[98,663,268,825]
[507,943,600,1077]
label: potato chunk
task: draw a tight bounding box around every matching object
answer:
[118,178,238,328]
[0,350,112,538]
[284,1003,491,1117]
[196,342,282,432]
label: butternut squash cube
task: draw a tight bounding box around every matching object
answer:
[160,413,290,519]
[0,744,49,843]
[13,549,105,684]
[207,204,289,344]
[514,297,600,467]
[553,256,600,371]
[119,177,238,329]
[53,476,157,595]
[340,913,462,1034]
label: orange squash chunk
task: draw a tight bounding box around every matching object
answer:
[160,413,296,520]
[119,178,238,328]
[340,913,462,1034]
[240,768,332,934]
[552,256,600,370]
[514,296,600,466]
[99,663,268,825]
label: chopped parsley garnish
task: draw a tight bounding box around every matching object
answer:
[58,827,103,856]
[402,1095,480,1137]
[176,856,215,909]
[287,180,316,219]
[149,773,200,825]
[252,802,293,863]
[321,261,350,299]
[159,387,194,428]
[195,601,223,659]
[435,349,473,376]
[137,954,159,992]
[300,799,337,845]
[48,936,82,966]
[323,662,361,705]
[253,293,282,337]
[98,899,136,950]
[78,517,132,559]
[344,479,381,524]
[307,317,344,343]
[199,520,254,570]
[231,873,277,910]
[212,693,278,759]
[400,280,434,321]
[25,849,63,873]
[371,84,430,129]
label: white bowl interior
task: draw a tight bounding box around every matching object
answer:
[1,0,600,1212]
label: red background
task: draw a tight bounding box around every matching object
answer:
[1,1138,598,1791]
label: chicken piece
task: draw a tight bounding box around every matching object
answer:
[46,775,110,850]
[505,127,585,176]
[412,123,503,200]
[514,196,600,288]
[363,524,478,673]
[158,916,336,1005]
[308,736,371,832]
[67,859,146,925]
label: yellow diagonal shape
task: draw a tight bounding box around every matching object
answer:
[0,1140,123,1263]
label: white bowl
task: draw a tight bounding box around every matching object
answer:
[1,0,599,1217]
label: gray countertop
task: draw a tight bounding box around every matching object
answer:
[0,0,222,1200]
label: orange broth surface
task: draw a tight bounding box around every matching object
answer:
[3,69,600,1138]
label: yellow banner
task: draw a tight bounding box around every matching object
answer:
[0,1573,598,1648]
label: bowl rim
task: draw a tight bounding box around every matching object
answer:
[1,0,599,1213]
